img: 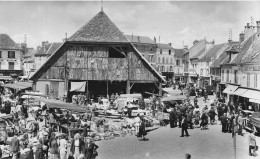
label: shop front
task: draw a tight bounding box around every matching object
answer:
[222,84,239,104]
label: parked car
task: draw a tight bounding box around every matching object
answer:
[206,85,214,95]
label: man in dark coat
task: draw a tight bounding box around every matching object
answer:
[220,113,228,133]
[169,108,176,128]
[180,116,190,137]
[208,107,217,125]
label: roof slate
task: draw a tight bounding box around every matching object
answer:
[0,34,20,50]
[240,32,260,64]
[125,35,155,44]
[46,43,63,55]
[68,11,129,43]
[190,48,205,59]
[200,43,225,62]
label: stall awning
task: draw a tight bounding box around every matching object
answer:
[241,89,260,100]
[233,88,248,96]
[120,94,142,98]
[0,76,12,80]
[161,95,186,102]
[223,85,238,94]
[249,98,260,104]
[1,82,32,90]
[162,87,182,96]
[33,97,87,113]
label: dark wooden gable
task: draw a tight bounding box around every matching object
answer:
[37,44,158,82]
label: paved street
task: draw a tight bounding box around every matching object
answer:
[96,95,260,159]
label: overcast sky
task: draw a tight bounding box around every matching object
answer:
[0,1,260,49]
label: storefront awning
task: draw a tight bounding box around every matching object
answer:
[233,88,248,96]
[241,89,260,100]
[249,98,260,104]
[33,97,87,113]
[223,85,238,94]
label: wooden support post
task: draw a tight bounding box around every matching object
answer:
[86,80,89,101]
[159,82,162,96]
[107,81,109,98]
[126,80,130,94]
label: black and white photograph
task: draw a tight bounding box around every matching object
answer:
[0,0,260,159]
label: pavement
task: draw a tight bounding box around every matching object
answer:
[96,95,260,159]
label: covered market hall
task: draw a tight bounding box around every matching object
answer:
[30,11,165,102]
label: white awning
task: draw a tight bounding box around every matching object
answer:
[249,98,260,104]
[70,81,86,92]
[233,88,248,96]
[241,89,260,100]
[223,85,238,94]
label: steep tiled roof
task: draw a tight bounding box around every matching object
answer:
[46,43,62,55]
[210,43,236,68]
[200,43,225,62]
[125,35,155,44]
[0,34,20,50]
[190,48,205,59]
[240,32,260,64]
[174,48,184,58]
[68,11,129,43]
[230,33,256,64]
[35,43,52,56]
[24,49,37,58]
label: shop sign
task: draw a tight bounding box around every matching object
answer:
[244,65,260,72]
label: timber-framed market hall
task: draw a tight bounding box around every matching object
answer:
[30,11,165,102]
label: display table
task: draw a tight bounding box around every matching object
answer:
[60,125,84,138]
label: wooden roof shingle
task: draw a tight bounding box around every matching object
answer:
[68,11,129,43]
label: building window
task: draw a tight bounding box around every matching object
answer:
[8,51,15,58]
[160,49,162,54]
[8,62,14,70]
[158,57,160,63]
[206,61,209,66]
[0,51,1,58]
[166,58,168,64]
[170,66,173,72]
[162,57,165,63]
[254,73,257,88]
[148,55,154,61]
[234,70,238,84]
[200,69,203,76]
[226,70,229,82]
[170,58,173,64]
[206,69,209,76]
[176,60,179,66]
[169,50,171,55]
[247,73,250,87]
[222,70,224,81]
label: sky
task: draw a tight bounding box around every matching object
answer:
[0,1,260,49]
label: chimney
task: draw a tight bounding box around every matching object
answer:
[137,36,140,42]
[244,22,255,39]
[239,32,245,43]
[257,21,260,32]
[168,43,172,46]
[42,41,49,53]
[193,39,199,45]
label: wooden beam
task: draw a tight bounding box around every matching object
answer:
[159,82,162,96]
[126,80,130,94]
[130,80,158,83]
[154,83,159,89]
[145,91,162,97]
[112,46,126,57]
[130,83,135,89]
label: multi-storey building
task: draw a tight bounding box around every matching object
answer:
[125,35,157,66]
[156,43,175,81]
[173,48,185,83]
[23,48,37,78]
[220,21,260,108]
[187,39,214,86]
[0,34,23,80]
